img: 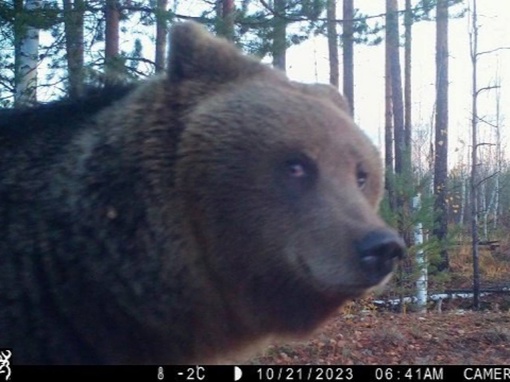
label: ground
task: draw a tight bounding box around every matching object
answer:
[248,309,510,365]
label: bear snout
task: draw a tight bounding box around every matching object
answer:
[355,230,405,286]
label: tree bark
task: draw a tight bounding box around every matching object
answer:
[384,3,395,211]
[63,0,85,99]
[155,0,168,73]
[386,0,405,177]
[342,0,354,116]
[327,0,339,89]
[105,0,120,83]
[272,0,287,71]
[469,0,480,310]
[433,0,450,272]
[217,0,235,41]
[404,0,412,155]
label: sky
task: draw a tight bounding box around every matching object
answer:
[285,0,509,168]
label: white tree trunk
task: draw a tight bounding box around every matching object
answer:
[460,173,466,225]
[15,0,41,106]
[414,194,427,313]
[482,182,488,240]
[493,80,502,230]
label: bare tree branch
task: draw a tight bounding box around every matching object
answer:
[477,46,510,57]
[477,116,498,129]
[475,85,499,96]
[475,142,496,149]
[476,170,500,188]
[127,56,156,66]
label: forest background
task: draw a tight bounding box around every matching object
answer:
[1,0,510,363]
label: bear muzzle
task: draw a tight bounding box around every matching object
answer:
[355,229,405,287]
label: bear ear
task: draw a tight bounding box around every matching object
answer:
[311,84,352,115]
[293,83,352,116]
[168,22,265,84]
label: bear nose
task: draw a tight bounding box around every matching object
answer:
[356,230,405,285]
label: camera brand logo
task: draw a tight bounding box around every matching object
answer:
[0,350,11,381]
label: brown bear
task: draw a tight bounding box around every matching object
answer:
[0,22,404,364]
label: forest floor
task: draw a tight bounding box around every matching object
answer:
[248,309,510,365]
[247,238,510,365]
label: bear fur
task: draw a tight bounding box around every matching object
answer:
[0,22,404,364]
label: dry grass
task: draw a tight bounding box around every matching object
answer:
[449,240,510,284]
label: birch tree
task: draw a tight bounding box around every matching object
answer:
[15,0,41,107]
[492,76,502,231]
[469,0,481,310]
[468,0,509,308]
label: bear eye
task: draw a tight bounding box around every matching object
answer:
[278,154,317,197]
[284,155,316,181]
[356,164,368,190]
[287,161,307,178]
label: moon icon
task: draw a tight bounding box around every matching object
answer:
[234,366,243,381]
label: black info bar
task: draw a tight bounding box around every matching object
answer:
[6,365,510,382]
